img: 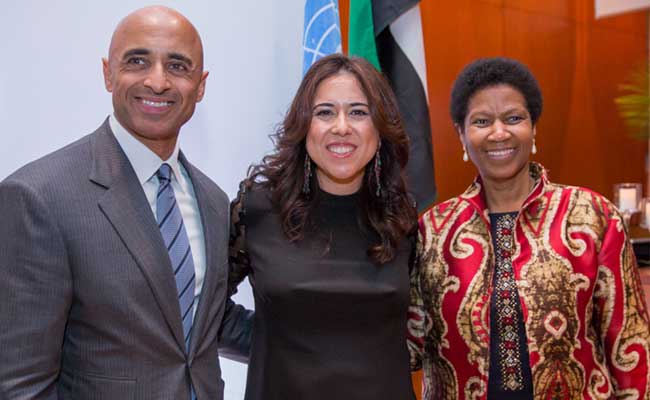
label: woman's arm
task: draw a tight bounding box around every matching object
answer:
[596,208,650,399]
[407,229,426,371]
[218,182,255,363]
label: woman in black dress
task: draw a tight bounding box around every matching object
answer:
[228,54,418,399]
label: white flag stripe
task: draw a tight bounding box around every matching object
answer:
[389,4,429,104]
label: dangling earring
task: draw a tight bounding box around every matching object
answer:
[302,153,312,195]
[462,148,469,162]
[374,147,382,197]
[531,138,537,155]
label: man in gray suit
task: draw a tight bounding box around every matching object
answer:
[0,6,251,399]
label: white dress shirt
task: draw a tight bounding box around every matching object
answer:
[109,115,206,311]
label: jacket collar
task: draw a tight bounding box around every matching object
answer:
[459,162,549,224]
[89,118,190,352]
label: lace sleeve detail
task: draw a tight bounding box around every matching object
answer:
[228,180,252,296]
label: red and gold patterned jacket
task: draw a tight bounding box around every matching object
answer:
[408,163,650,400]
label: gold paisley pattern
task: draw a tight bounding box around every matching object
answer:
[562,190,606,258]
[611,215,650,400]
[410,199,463,399]
[454,214,491,379]
[519,189,589,399]
[408,163,650,400]
[464,376,486,400]
[593,265,615,343]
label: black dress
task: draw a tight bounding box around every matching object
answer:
[229,185,416,400]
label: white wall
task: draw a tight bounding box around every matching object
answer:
[595,0,650,18]
[0,2,304,399]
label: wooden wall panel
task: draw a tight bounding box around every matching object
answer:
[503,0,574,20]
[419,0,507,201]
[594,9,647,35]
[577,25,647,192]
[340,0,349,53]
[501,7,577,192]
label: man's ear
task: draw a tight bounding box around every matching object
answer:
[102,58,113,92]
[196,70,209,102]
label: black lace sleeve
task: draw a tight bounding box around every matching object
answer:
[228,180,252,297]
[408,227,418,274]
[408,195,419,274]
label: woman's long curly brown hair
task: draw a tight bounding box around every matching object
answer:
[247,54,416,264]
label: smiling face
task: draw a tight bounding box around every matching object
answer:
[459,84,535,185]
[306,72,380,195]
[102,7,208,159]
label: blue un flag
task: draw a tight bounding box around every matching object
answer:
[302,0,342,75]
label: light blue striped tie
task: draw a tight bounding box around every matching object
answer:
[156,164,195,351]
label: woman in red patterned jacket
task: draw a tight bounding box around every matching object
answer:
[408,57,650,400]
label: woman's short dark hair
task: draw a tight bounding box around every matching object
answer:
[247,53,416,264]
[450,57,543,128]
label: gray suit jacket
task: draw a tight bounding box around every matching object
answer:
[0,119,252,400]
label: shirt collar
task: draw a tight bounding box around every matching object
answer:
[109,114,185,191]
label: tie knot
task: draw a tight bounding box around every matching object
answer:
[156,163,172,183]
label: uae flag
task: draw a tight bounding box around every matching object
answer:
[348,0,436,212]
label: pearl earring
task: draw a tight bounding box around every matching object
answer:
[462,149,469,162]
[531,138,537,155]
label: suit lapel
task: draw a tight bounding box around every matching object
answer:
[89,120,186,350]
[181,154,227,357]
